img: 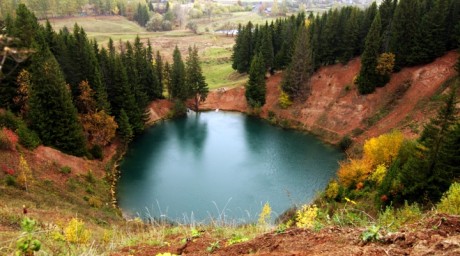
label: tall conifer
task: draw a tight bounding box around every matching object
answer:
[356,12,382,94]
[245,52,266,107]
[281,25,313,100]
[28,41,87,156]
[171,46,187,101]
[186,46,209,111]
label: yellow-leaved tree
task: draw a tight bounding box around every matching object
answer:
[363,130,404,167]
[338,131,404,189]
[17,154,32,192]
[80,111,118,146]
[76,80,118,146]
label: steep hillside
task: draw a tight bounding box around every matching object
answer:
[201,51,459,147]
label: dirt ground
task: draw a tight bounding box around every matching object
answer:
[200,51,459,146]
[112,214,460,256]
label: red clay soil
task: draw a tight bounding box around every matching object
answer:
[113,214,460,256]
[201,51,459,146]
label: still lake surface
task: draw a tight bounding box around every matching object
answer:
[117,111,343,223]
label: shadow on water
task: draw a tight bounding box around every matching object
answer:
[172,111,208,157]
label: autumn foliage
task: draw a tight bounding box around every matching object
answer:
[80,111,117,147]
[338,131,404,189]
[77,81,118,146]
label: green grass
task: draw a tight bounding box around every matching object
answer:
[200,46,247,89]
[203,62,247,89]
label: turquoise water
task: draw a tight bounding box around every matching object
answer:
[117,111,342,223]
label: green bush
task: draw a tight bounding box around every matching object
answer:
[0,110,21,129]
[437,182,460,215]
[60,166,72,174]
[0,111,41,149]
[85,170,95,184]
[168,100,187,118]
[378,202,422,231]
[5,175,16,186]
[17,125,41,149]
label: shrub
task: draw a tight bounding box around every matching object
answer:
[278,90,292,109]
[169,100,187,117]
[0,111,41,149]
[60,166,71,174]
[0,110,21,129]
[437,182,460,215]
[370,164,387,186]
[89,145,103,160]
[64,218,91,244]
[16,218,41,255]
[378,202,422,231]
[88,196,103,208]
[363,131,404,167]
[295,204,318,229]
[258,202,272,226]
[5,175,16,186]
[85,170,95,183]
[17,125,40,149]
[337,159,371,189]
[338,135,352,151]
[325,181,339,200]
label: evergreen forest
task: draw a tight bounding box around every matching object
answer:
[233,0,460,103]
[0,4,208,157]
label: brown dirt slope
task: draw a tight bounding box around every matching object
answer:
[201,51,458,145]
[113,214,460,256]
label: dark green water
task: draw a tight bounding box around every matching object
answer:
[117,111,343,223]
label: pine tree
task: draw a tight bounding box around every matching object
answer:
[245,52,266,108]
[412,0,449,64]
[232,22,253,73]
[389,0,420,69]
[356,12,382,94]
[111,55,143,134]
[163,61,172,99]
[155,50,164,91]
[400,86,459,202]
[117,108,133,143]
[379,0,396,52]
[281,25,313,100]
[186,46,209,111]
[340,8,361,63]
[134,3,150,27]
[28,41,87,156]
[0,5,38,109]
[259,23,274,70]
[359,2,378,54]
[171,46,187,101]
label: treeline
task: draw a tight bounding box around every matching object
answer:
[233,0,460,104]
[0,4,208,157]
[0,0,159,20]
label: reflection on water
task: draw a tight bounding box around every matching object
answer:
[118,111,343,223]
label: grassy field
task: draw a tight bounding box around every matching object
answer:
[44,14,255,90]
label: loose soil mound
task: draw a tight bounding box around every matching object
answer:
[113,214,460,255]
